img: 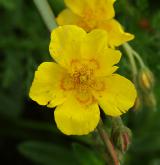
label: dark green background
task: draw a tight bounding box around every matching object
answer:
[0,0,160,164]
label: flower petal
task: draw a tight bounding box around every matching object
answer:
[56,9,80,26]
[29,62,68,107]
[49,25,86,68]
[94,74,137,116]
[82,29,121,77]
[64,0,94,17]
[82,29,108,58]
[65,0,115,20]
[98,19,134,47]
[94,48,121,77]
[81,29,121,76]
[54,96,100,135]
[94,0,116,20]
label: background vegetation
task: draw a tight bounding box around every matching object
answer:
[0,0,160,164]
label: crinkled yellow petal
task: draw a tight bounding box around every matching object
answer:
[98,19,134,47]
[82,29,108,58]
[54,96,100,135]
[49,25,86,68]
[81,30,121,76]
[56,9,81,26]
[64,0,94,17]
[94,74,137,116]
[65,0,115,20]
[94,48,121,77]
[29,62,68,107]
[94,0,116,20]
[56,9,93,32]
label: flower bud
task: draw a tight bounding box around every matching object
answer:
[144,92,157,111]
[139,67,154,92]
[112,127,132,153]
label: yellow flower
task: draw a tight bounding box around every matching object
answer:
[57,0,134,48]
[29,25,137,135]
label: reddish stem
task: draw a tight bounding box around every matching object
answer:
[97,123,119,165]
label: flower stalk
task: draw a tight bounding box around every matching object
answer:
[122,43,138,83]
[33,0,57,32]
[132,50,146,68]
[97,120,119,165]
[125,43,146,68]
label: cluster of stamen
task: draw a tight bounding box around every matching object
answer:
[77,9,97,32]
[72,64,94,89]
[60,59,105,105]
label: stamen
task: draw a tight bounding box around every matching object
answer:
[60,59,104,105]
[89,59,100,70]
[60,75,74,91]
[92,80,105,91]
[76,92,97,105]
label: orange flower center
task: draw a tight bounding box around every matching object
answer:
[77,9,97,32]
[77,7,107,32]
[60,59,105,105]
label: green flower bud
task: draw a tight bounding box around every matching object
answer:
[112,126,132,153]
[139,67,154,92]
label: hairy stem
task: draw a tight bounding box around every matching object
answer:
[33,0,57,32]
[124,43,146,68]
[97,121,119,165]
[132,50,146,68]
[122,43,138,83]
[111,117,124,128]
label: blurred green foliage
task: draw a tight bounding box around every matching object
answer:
[0,0,160,165]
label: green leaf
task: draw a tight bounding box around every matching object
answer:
[73,143,105,165]
[18,141,77,165]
